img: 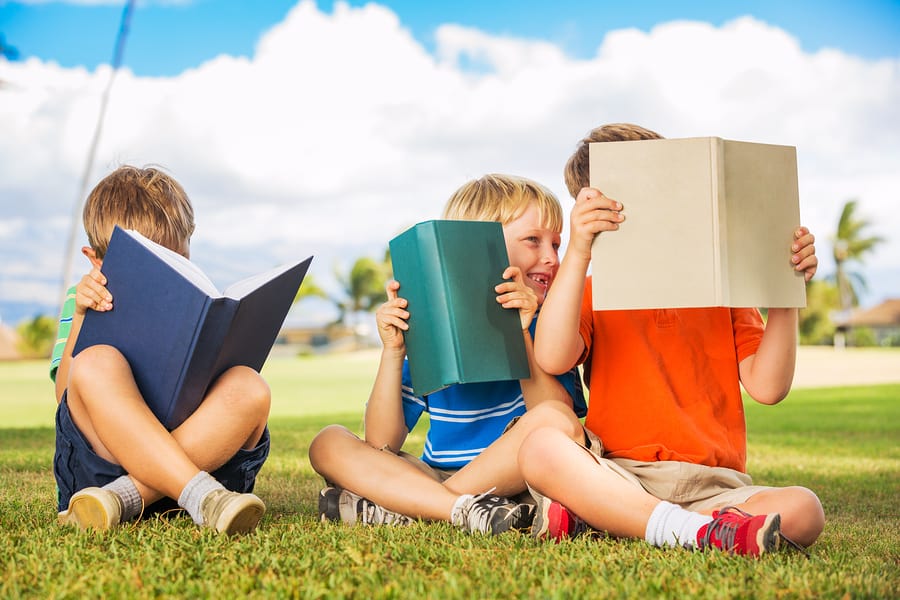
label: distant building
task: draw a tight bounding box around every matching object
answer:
[0,323,22,360]
[848,298,900,346]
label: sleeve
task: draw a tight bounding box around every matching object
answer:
[577,276,595,366]
[400,358,426,432]
[556,367,587,418]
[732,307,765,363]
[49,286,77,383]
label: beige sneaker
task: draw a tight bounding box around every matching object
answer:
[58,487,122,530]
[200,489,265,535]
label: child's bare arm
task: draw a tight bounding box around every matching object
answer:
[535,187,623,374]
[495,266,573,409]
[55,267,113,403]
[364,280,411,452]
[740,227,818,404]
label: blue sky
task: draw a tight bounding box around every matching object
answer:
[1,1,899,326]
[3,0,899,77]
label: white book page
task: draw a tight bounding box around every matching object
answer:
[223,261,298,300]
[124,229,221,297]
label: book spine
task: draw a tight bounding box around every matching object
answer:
[432,224,463,386]
[166,297,229,429]
[710,137,728,306]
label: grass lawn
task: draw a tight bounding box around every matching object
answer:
[0,354,898,598]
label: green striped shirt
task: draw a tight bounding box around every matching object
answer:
[49,286,76,384]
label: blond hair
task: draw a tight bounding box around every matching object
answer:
[442,173,563,233]
[563,123,663,199]
[83,165,195,258]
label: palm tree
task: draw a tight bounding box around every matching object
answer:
[0,34,19,61]
[831,199,884,314]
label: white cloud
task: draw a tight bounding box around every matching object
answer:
[1,3,898,323]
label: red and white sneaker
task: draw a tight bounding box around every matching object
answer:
[696,506,781,556]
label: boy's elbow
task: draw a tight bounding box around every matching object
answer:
[749,383,791,406]
[534,346,572,375]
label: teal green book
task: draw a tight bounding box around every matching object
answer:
[389,220,530,396]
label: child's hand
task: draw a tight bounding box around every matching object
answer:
[74,267,113,315]
[495,266,538,330]
[375,280,409,350]
[569,187,624,259]
[791,226,818,282]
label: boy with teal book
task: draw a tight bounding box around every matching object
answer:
[309,174,586,534]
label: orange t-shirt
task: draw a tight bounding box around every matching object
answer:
[579,277,764,473]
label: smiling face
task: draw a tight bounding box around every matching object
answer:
[502,203,561,305]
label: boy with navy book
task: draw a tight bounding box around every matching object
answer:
[50,165,272,534]
[309,174,587,534]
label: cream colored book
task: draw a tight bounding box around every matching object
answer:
[590,136,807,310]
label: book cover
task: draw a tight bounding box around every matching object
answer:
[389,220,530,396]
[589,136,807,310]
[73,226,313,429]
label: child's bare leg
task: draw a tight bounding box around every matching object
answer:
[309,424,458,521]
[733,486,824,547]
[66,345,199,500]
[445,401,583,496]
[519,426,659,538]
[131,365,270,504]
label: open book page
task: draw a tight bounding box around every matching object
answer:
[124,229,220,297]
[223,261,304,300]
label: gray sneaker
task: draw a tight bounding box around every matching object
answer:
[452,492,534,535]
[58,487,123,530]
[318,486,415,526]
[200,489,265,535]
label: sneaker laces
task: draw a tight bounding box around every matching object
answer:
[453,489,524,534]
[698,505,749,552]
[357,497,413,526]
[779,532,811,558]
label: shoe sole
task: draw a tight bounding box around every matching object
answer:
[214,496,265,535]
[755,513,782,555]
[58,488,120,530]
[533,501,569,541]
[318,488,341,523]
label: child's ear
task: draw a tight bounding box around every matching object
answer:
[81,246,103,269]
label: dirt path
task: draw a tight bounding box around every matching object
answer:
[792,346,900,389]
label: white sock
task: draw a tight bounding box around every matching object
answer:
[644,500,713,549]
[177,471,225,525]
[450,494,475,526]
[102,475,142,521]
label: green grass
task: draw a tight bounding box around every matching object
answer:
[0,356,898,598]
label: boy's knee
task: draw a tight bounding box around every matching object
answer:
[518,426,565,478]
[218,366,271,413]
[519,402,583,442]
[792,486,825,540]
[309,424,355,470]
[69,344,128,390]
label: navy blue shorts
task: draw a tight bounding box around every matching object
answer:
[53,392,270,513]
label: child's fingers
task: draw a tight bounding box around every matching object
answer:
[76,275,113,311]
[384,279,401,300]
[88,266,107,285]
[380,314,409,332]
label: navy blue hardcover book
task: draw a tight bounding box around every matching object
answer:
[73,226,313,429]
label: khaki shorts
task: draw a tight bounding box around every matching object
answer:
[582,428,772,513]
